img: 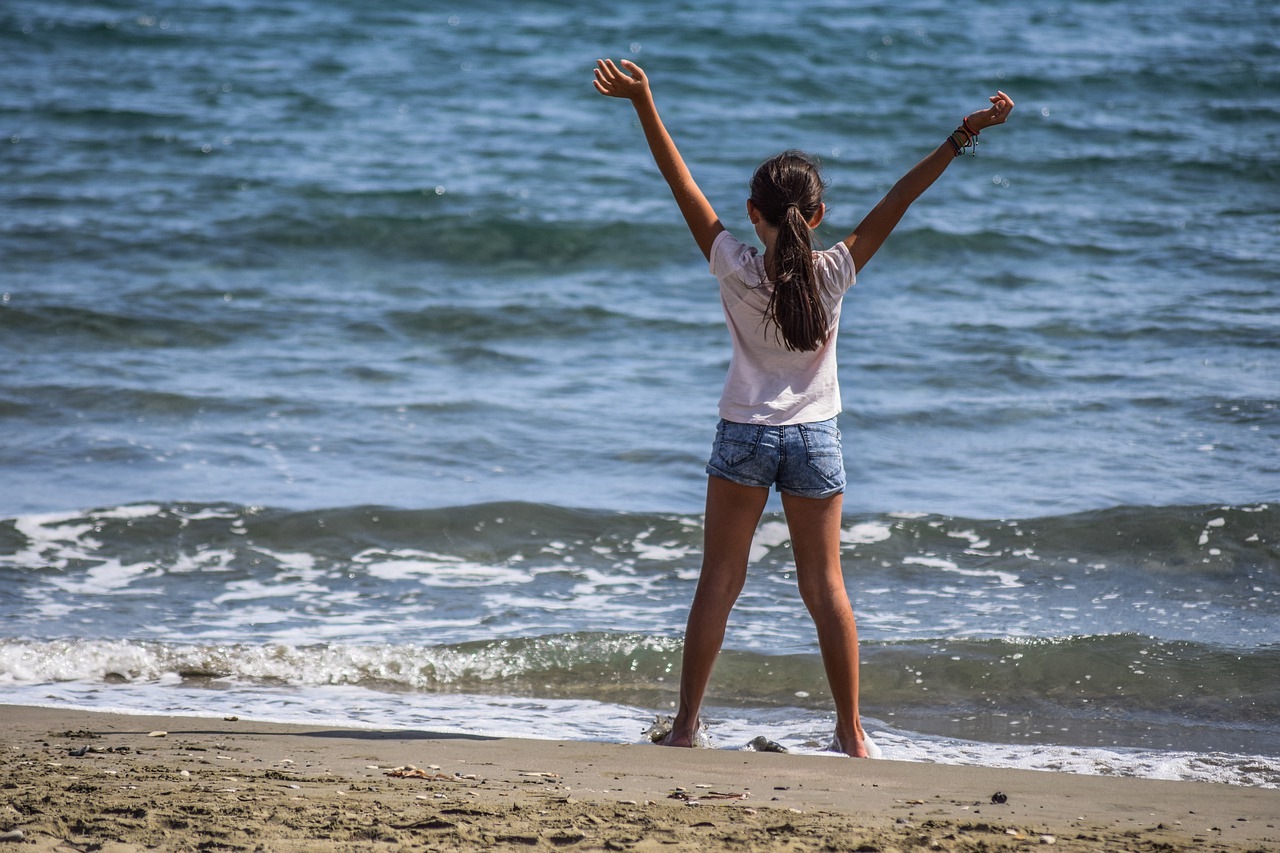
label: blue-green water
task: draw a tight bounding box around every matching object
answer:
[2,0,1278,785]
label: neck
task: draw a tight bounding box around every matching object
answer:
[754,219,779,254]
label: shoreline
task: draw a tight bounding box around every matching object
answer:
[2,704,1277,851]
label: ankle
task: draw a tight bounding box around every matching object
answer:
[671,711,699,736]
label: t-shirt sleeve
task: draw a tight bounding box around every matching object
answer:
[709,230,754,281]
[815,240,857,296]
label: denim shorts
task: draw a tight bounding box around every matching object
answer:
[705,417,846,498]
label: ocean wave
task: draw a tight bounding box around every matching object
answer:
[0,294,716,371]
[0,633,680,695]
[3,632,1274,715]
[0,384,252,423]
[3,499,1275,588]
[0,304,234,348]
[228,209,694,271]
[2,632,1276,759]
[861,635,1280,725]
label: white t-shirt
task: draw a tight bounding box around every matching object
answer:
[709,229,857,425]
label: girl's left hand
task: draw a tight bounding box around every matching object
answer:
[593,58,650,101]
[970,90,1015,131]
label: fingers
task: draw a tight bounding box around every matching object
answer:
[594,59,623,88]
[987,90,1014,123]
[593,58,619,95]
[597,59,632,80]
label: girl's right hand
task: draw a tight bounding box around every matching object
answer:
[593,59,650,101]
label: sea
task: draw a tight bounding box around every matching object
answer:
[2,0,1278,788]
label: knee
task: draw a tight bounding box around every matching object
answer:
[796,567,849,613]
[694,561,747,604]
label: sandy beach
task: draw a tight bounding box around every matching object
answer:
[1,705,1275,851]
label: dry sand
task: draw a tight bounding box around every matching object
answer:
[2,704,1276,852]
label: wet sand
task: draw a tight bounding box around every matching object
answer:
[2,705,1276,851]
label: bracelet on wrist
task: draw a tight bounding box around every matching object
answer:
[948,120,980,157]
[948,127,976,157]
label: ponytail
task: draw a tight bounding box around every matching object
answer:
[750,152,829,352]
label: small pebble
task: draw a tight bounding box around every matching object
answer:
[1040,835,1057,845]
[148,731,167,738]
[0,830,24,843]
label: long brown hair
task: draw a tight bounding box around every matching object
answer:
[750,150,829,352]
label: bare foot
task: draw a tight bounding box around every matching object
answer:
[646,714,693,747]
[659,731,697,748]
[645,714,708,748]
[830,731,879,758]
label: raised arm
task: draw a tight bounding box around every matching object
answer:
[842,91,1015,272]
[594,59,724,260]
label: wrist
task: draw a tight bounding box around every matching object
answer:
[947,119,980,157]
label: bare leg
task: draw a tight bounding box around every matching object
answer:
[781,490,869,757]
[664,475,770,747]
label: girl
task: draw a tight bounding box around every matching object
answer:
[593,58,1013,757]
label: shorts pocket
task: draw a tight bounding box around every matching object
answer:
[800,421,845,484]
[714,420,763,468]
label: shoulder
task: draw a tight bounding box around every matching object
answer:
[709,230,757,273]
[813,240,857,293]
